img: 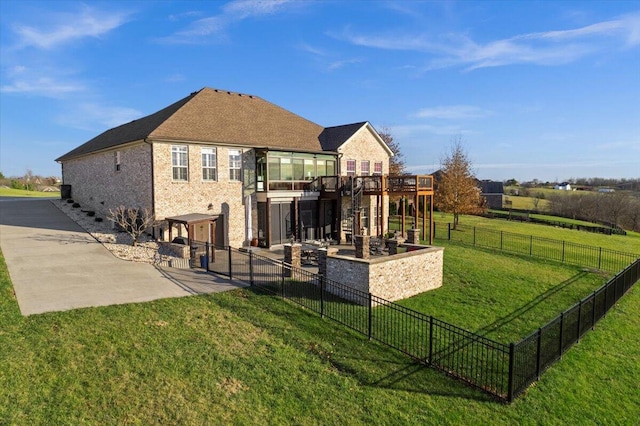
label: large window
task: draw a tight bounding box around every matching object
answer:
[171,145,188,181]
[346,160,356,176]
[229,149,242,181]
[374,161,383,175]
[361,160,370,176]
[202,147,217,181]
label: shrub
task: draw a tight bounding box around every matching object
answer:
[72,203,80,208]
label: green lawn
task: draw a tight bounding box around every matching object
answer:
[1,246,639,424]
[0,187,59,197]
[430,212,640,254]
[399,242,607,342]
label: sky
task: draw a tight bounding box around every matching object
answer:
[1,0,639,183]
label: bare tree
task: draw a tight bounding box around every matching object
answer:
[108,206,155,246]
[436,138,483,229]
[378,127,406,176]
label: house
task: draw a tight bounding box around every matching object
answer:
[56,87,434,249]
[478,180,504,210]
[554,182,572,191]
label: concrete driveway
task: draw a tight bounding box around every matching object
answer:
[0,198,197,315]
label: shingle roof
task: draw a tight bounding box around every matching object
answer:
[318,122,368,151]
[56,87,328,162]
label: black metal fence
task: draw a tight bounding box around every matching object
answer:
[433,222,637,273]
[190,240,639,402]
[510,258,640,399]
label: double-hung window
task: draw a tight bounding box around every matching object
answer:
[361,160,370,176]
[346,159,356,176]
[171,145,188,181]
[229,149,242,181]
[202,147,217,181]
[373,161,383,175]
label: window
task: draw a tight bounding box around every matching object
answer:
[361,160,370,176]
[115,151,121,172]
[202,147,216,181]
[373,161,383,175]
[229,149,242,181]
[346,159,356,176]
[171,145,188,181]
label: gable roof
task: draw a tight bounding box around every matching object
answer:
[319,122,368,151]
[319,121,393,156]
[57,87,327,162]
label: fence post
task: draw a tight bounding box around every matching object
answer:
[281,261,286,297]
[558,312,564,357]
[598,247,602,270]
[368,293,373,340]
[249,250,254,286]
[205,242,210,272]
[228,246,233,280]
[591,291,597,330]
[500,231,503,251]
[428,316,434,365]
[577,300,582,343]
[530,235,533,256]
[320,275,325,318]
[536,328,542,379]
[507,342,516,402]
[447,222,451,241]
[561,241,565,263]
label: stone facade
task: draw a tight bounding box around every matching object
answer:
[61,141,257,248]
[325,245,444,303]
[336,125,390,238]
[151,141,255,247]
[60,142,153,219]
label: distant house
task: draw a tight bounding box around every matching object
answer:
[56,87,433,248]
[478,180,504,210]
[554,182,572,191]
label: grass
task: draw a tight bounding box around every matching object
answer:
[398,242,608,343]
[2,244,639,424]
[430,212,640,254]
[503,194,551,211]
[0,187,59,197]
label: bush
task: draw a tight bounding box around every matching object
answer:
[87,211,95,217]
[67,199,74,203]
[95,217,103,222]
[72,203,80,208]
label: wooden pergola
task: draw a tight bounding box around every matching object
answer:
[165,213,220,245]
[361,175,435,245]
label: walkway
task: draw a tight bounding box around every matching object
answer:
[0,198,247,316]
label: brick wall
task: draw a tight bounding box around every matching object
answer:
[61,142,153,219]
[337,125,391,238]
[152,142,255,248]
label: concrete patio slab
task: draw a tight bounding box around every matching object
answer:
[0,198,245,316]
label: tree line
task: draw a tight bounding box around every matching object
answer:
[547,191,640,232]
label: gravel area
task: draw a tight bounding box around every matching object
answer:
[52,200,176,264]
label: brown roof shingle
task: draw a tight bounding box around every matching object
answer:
[56,87,328,162]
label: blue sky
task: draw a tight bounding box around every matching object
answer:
[1,0,638,182]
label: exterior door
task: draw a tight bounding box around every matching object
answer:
[270,202,293,245]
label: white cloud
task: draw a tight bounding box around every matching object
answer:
[12,5,130,50]
[160,0,301,44]
[413,105,493,120]
[327,58,362,71]
[335,11,640,71]
[0,77,84,97]
[57,103,142,130]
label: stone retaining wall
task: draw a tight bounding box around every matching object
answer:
[325,244,444,303]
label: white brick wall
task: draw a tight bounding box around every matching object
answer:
[61,142,153,219]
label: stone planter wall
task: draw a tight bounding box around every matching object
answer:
[325,244,444,304]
